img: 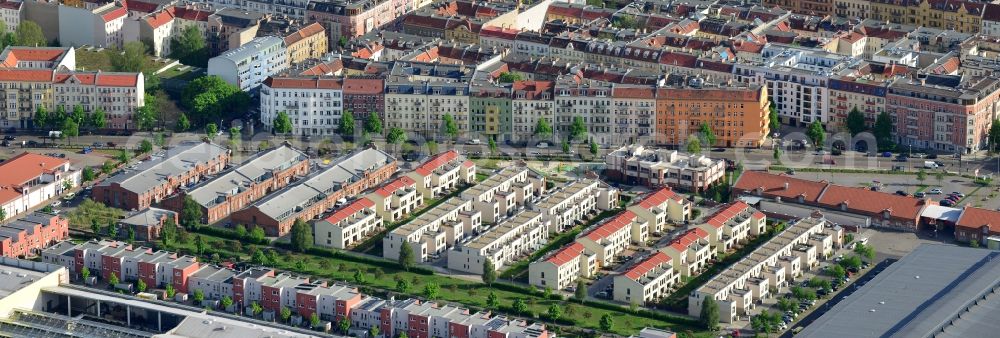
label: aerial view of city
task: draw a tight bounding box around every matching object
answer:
[0,0,998,337]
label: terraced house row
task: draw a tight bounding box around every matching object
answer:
[40,240,551,338]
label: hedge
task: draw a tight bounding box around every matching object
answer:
[192,226,270,246]
[273,243,436,275]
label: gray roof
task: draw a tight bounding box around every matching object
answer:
[797,244,1000,338]
[120,208,176,227]
[99,142,229,195]
[186,146,307,207]
[252,148,393,220]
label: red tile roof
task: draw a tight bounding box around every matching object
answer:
[102,7,128,22]
[414,150,460,176]
[144,8,176,29]
[703,201,753,229]
[817,185,931,221]
[263,76,344,90]
[321,198,376,225]
[342,78,384,95]
[0,152,69,203]
[733,171,826,203]
[545,242,585,265]
[584,210,637,241]
[372,176,416,198]
[955,207,1000,233]
[623,252,670,280]
[637,187,683,210]
[0,69,54,82]
[1,48,68,68]
[668,228,710,252]
[284,23,325,46]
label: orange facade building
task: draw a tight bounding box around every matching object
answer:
[655,80,770,148]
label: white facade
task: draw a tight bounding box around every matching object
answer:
[533,178,617,233]
[613,252,678,305]
[0,153,81,221]
[57,3,127,49]
[447,210,547,274]
[382,199,480,261]
[313,199,382,249]
[528,242,596,290]
[384,82,469,139]
[208,36,288,92]
[554,82,615,144]
[0,1,21,32]
[259,77,343,136]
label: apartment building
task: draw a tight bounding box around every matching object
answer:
[627,188,692,235]
[734,45,851,127]
[306,0,412,43]
[0,1,21,31]
[763,0,833,16]
[448,210,546,274]
[696,202,767,254]
[162,146,309,225]
[554,78,614,145]
[654,76,770,148]
[117,207,178,242]
[576,211,647,267]
[208,36,289,92]
[833,0,870,19]
[688,216,835,323]
[510,80,554,143]
[869,0,985,34]
[0,152,81,221]
[382,198,480,261]
[0,46,145,130]
[384,76,470,139]
[342,77,385,124]
[127,4,264,58]
[613,252,678,305]
[313,198,382,249]
[886,74,1000,154]
[826,61,901,131]
[604,145,727,192]
[460,166,545,225]
[468,81,512,141]
[533,178,618,233]
[365,176,421,223]
[611,86,657,146]
[260,76,344,136]
[94,141,231,212]
[0,212,68,258]
[57,2,127,48]
[528,242,596,290]
[405,150,476,199]
[659,228,714,277]
[202,0,310,20]
[42,240,202,292]
[284,23,328,64]
[231,148,396,236]
[984,4,1000,37]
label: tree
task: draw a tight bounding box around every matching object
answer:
[354,270,365,284]
[205,123,218,140]
[874,111,895,151]
[826,265,846,279]
[221,295,233,310]
[195,235,205,254]
[599,313,614,331]
[290,218,313,252]
[488,137,498,155]
[791,286,816,301]
[193,289,205,304]
[808,277,832,292]
[512,298,528,314]
[338,317,351,333]
[139,139,153,154]
[776,298,797,313]
[365,113,383,135]
[486,291,499,309]
[181,76,250,124]
[590,141,599,158]
[699,122,716,147]
[180,196,203,229]
[280,306,292,322]
[426,140,438,154]
[569,116,587,141]
[136,279,147,293]
[398,243,414,271]
[700,297,719,331]
[482,259,497,285]
[846,107,866,136]
[369,326,380,338]
[534,119,553,139]
[71,105,86,125]
[806,120,825,149]
[686,135,701,154]
[575,280,587,302]
[310,313,320,328]
[442,114,459,141]
[81,267,91,280]
[250,226,266,243]
[423,283,440,299]
[111,42,147,73]
[15,21,46,47]
[61,119,79,144]
[161,218,177,247]
[399,332,409,338]
[176,113,191,132]
[228,127,240,143]
[250,302,263,317]
[396,278,411,293]
[33,106,49,130]
[170,25,208,67]
[497,72,522,83]
[273,112,293,135]
[81,167,96,183]
[251,249,267,265]
[108,272,120,286]
[990,119,1000,153]
[165,284,175,299]
[89,107,107,130]
[107,221,118,238]
[854,243,876,261]
[387,127,407,147]
[773,147,782,163]
[547,304,563,321]
[561,140,570,154]
[339,110,355,138]
[768,101,781,134]
[916,169,927,185]
[235,224,247,239]
[751,311,782,335]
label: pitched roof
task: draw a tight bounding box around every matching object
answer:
[584,210,636,241]
[623,252,670,281]
[284,23,325,46]
[955,207,1000,232]
[414,150,460,176]
[263,76,344,90]
[637,187,684,209]
[703,201,753,229]
[321,198,375,225]
[668,228,709,252]
[0,48,68,68]
[545,242,585,266]
[985,3,1000,22]
[733,171,826,203]
[0,152,69,188]
[817,185,929,221]
[372,176,416,197]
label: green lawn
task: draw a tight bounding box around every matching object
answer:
[76,48,166,72]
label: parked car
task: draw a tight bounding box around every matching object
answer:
[914,192,925,198]
[106,142,117,147]
[895,190,908,196]
[882,152,893,157]
[928,188,943,194]
[926,154,938,159]
[2,135,14,141]
[951,192,965,198]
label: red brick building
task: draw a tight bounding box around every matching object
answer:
[94,141,231,211]
[342,77,385,128]
[0,212,69,258]
[954,207,1000,244]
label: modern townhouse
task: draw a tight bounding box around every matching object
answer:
[365,176,421,223]
[313,198,382,249]
[654,75,771,148]
[94,141,231,212]
[0,212,69,258]
[117,207,178,242]
[404,150,476,200]
[294,282,366,322]
[509,80,554,143]
[231,267,274,307]
[231,148,396,236]
[613,252,679,305]
[604,145,726,192]
[40,239,118,275]
[447,210,547,274]
[658,228,714,277]
[57,2,127,48]
[575,211,647,267]
[187,264,237,302]
[532,178,618,233]
[0,152,81,221]
[627,187,692,235]
[885,74,1000,154]
[460,166,545,224]
[162,145,310,225]
[688,216,836,323]
[260,76,345,136]
[528,242,596,290]
[382,198,480,261]
[208,36,289,92]
[42,240,203,292]
[695,201,767,254]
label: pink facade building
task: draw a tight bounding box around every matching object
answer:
[886,74,1000,154]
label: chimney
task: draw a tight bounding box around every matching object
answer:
[783,182,789,190]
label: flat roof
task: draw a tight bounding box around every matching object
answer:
[797,244,1000,338]
[186,146,307,208]
[100,142,229,195]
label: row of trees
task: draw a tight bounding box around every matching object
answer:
[845,108,896,151]
[179,76,251,128]
[0,21,49,50]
